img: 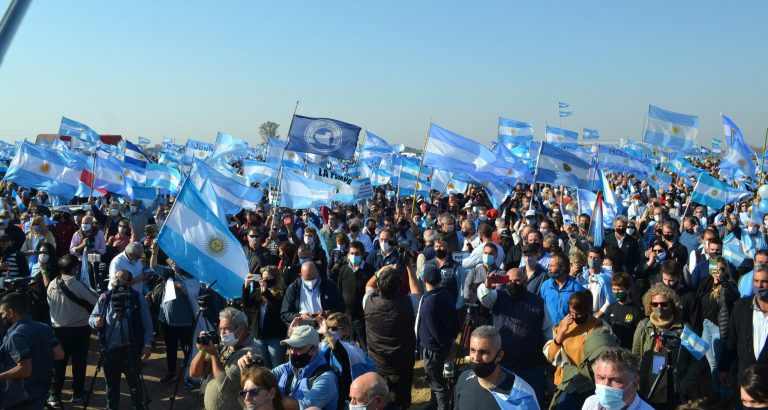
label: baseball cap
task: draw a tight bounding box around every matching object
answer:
[280,325,320,348]
[422,263,442,286]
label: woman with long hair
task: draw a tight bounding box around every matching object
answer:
[21,215,56,271]
[243,266,288,368]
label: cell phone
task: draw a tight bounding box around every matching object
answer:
[708,259,718,277]
[298,319,318,328]
[490,275,510,285]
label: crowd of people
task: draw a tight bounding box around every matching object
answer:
[1,161,768,410]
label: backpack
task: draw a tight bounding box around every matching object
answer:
[285,359,343,410]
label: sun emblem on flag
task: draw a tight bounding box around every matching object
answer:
[205,233,228,257]
[623,159,630,164]
[738,159,747,166]
[447,183,455,189]
[415,182,422,189]
[117,175,123,182]
[651,175,658,181]
[506,169,514,175]
[40,162,50,173]
[710,189,719,196]
[198,151,205,158]
[563,163,572,172]
[671,126,680,135]
[510,129,517,135]
[124,169,131,177]
[557,136,564,142]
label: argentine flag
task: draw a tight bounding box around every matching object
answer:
[371,168,393,187]
[498,117,533,148]
[647,170,673,192]
[423,123,491,176]
[583,128,600,140]
[712,138,723,152]
[545,126,578,144]
[146,164,182,194]
[243,160,279,186]
[211,132,248,161]
[690,173,750,210]
[279,169,335,209]
[680,326,710,361]
[535,143,591,189]
[157,181,248,300]
[184,139,214,163]
[590,192,605,247]
[5,142,85,200]
[719,115,756,181]
[59,117,100,146]
[644,105,699,151]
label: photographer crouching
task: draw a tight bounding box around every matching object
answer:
[89,269,153,410]
[190,306,264,410]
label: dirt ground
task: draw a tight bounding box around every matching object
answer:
[56,335,433,410]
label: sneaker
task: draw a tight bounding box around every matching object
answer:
[47,394,61,407]
[159,372,177,383]
[70,391,88,404]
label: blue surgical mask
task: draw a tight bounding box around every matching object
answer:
[482,254,495,266]
[350,255,362,266]
[594,384,626,410]
[299,257,313,265]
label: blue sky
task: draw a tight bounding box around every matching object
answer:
[1,1,766,149]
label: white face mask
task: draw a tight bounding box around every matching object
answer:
[220,331,237,346]
[304,236,314,245]
[349,400,373,410]
[38,254,50,264]
[109,208,119,217]
[81,223,92,231]
[303,278,317,289]
[380,241,391,252]
[749,226,758,235]
[654,215,662,223]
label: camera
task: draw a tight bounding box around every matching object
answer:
[111,285,132,315]
[87,253,101,263]
[197,330,220,346]
[651,328,681,350]
[243,355,265,369]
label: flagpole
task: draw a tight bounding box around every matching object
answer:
[88,151,97,200]
[529,142,544,212]
[761,125,768,184]
[408,120,432,217]
[683,173,703,218]
[272,100,300,229]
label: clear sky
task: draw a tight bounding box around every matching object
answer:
[1,1,767,149]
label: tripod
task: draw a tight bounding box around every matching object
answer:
[445,303,478,410]
[83,297,151,410]
[647,338,683,407]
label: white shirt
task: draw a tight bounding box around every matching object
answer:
[582,393,654,410]
[108,252,145,294]
[349,232,374,253]
[299,280,322,314]
[753,297,768,361]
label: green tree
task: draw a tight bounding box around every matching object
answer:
[259,121,280,144]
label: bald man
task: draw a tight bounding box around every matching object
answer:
[280,261,346,324]
[349,372,396,410]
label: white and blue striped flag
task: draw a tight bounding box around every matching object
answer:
[680,326,709,361]
[723,232,747,267]
[712,138,723,151]
[535,143,591,189]
[211,132,249,161]
[498,117,534,148]
[157,181,248,300]
[583,128,600,140]
[138,136,151,145]
[690,173,750,210]
[644,104,699,151]
[545,125,578,144]
[719,115,756,181]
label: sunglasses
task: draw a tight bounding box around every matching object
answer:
[651,249,663,253]
[238,387,265,398]
[248,235,258,239]
[651,302,670,308]
[328,326,342,332]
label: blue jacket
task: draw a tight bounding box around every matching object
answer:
[273,350,338,410]
[539,276,585,324]
[417,287,459,350]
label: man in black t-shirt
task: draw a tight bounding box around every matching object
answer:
[454,326,540,409]
[603,272,644,349]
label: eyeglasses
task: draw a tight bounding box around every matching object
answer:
[651,302,670,308]
[238,387,265,398]
[328,326,343,331]
[248,235,258,239]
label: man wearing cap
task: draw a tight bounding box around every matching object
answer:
[51,207,79,258]
[416,263,459,410]
[272,324,339,410]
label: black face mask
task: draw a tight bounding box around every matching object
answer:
[573,315,588,325]
[265,278,276,288]
[507,283,525,298]
[547,270,559,279]
[471,352,499,378]
[435,249,448,259]
[663,233,675,241]
[615,227,626,235]
[290,348,314,369]
[350,225,360,233]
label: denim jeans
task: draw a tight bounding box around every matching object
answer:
[701,319,728,397]
[256,337,286,368]
[422,347,450,410]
